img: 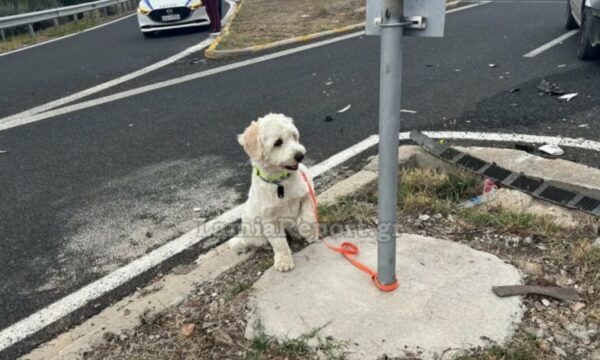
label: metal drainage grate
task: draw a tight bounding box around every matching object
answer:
[539,186,576,205]
[510,175,544,192]
[575,196,600,212]
[456,155,487,171]
[440,148,460,161]
[483,164,512,182]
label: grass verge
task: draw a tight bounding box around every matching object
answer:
[216,0,365,50]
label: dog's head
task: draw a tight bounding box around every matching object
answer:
[238,113,306,171]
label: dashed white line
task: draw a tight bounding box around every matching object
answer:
[523,30,580,58]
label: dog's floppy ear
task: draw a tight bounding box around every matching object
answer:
[238,121,263,160]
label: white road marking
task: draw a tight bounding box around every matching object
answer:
[0,0,238,124]
[0,14,136,59]
[409,131,600,151]
[2,129,599,352]
[0,0,490,132]
[523,30,579,58]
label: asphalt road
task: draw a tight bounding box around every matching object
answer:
[0,15,211,119]
[1,0,599,357]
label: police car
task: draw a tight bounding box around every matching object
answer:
[137,0,209,37]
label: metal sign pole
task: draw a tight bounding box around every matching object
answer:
[377,0,404,286]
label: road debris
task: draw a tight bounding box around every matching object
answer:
[459,179,497,208]
[325,81,333,86]
[401,109,417,114]
[557,64,567,68]
[492,285,578,302]
[509,87,520,93]
[0,150,7,154]
[558,93,578,102]
[488,63,497,68]
[418,214,431,221]
[324,115,334,122]
[337,104,351,113]
[537,79,565,96]
[538,144,564,156]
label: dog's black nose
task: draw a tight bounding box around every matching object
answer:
[295,153,305,163]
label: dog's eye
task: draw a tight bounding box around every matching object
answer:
[274,139,283,147]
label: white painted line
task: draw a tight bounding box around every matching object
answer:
[446,1,489,13]
[523,30,579,58]
[0,134,380,352]
[0,0,237,124]
[0,31,364,132]
[0,0,490,132]
[0,14,136,59]
[411,131,600,151]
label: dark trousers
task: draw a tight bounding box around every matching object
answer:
[205,0,221,32]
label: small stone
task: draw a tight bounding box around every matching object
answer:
[571,302,586,312]
[543,274,555,284]
[553,346,567,358]
[123,309,131,316]
[119,334,128,341]
[541,299,551,307]
[592,238,600,249]
[555,275,574,287]
[538,340,551,352]
[145,231,153,238]
[181,323,195,337]
[566,323,596,344]
[418,214,431,221]
[519,261,543,276]
[213,329,235,346]
[524,236,533,244]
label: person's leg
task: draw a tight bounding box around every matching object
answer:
[205,0,221,32]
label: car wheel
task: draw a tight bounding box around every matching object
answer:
[577,7,600,60]
[565,1,578,30]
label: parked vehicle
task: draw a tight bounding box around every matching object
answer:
[137,0,209,37]
[566,0,600,59]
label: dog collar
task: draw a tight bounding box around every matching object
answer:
[254,167,290,199]
[253,166,290,184]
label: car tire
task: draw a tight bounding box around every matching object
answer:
[578,7,600,60]
[565,1,579,30]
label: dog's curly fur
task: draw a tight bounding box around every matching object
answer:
[230,113,318,272]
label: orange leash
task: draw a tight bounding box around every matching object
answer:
[300,171,399,292]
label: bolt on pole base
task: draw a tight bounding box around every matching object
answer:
[376,0,404,287]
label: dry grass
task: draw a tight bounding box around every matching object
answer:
[218,0,365,50]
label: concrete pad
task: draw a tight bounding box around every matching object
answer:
[246,233,523,359]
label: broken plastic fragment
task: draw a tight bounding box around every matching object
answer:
[0,150,7,154]
[509,87,520,93]
[324,115,334,122]
[488,64,497,68]
[337,104,351,113]
[537,79,565,95]
[538,144,564,156]
[558,93,578,102]
[401,109,417,114]
[578,124,589,128]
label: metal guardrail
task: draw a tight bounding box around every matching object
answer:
[0,0,137,38]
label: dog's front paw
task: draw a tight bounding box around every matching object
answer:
[274,254,295,272]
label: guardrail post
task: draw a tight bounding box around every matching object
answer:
[0,29,5,42]
[73,13,79,23]
[103,6,109,17]
[28,24,36,38]
[54,18,60,27]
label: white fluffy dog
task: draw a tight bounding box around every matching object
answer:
[231,113,318,272]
